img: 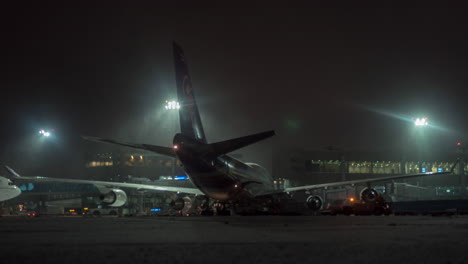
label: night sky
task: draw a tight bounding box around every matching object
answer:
[1,3,467,177]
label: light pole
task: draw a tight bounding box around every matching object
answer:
[412,117,429,174]
[402,117,429,174]
[164,100,180,176]
[456,142,466,186]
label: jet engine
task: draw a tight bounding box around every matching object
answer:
[171,197,186,210]
[100,189,127,207]
[171,196,194,215]
[360,188,379,203]
[306,195,323,211]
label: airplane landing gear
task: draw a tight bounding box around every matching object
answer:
[214,202,231,216]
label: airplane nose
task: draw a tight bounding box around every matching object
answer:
[5,186,22,200]
[14,186,22,197]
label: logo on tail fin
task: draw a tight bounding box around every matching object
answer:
[183,75,193,97]
[182,75,196,131]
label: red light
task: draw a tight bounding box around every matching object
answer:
[457,142,461,146]
[51,129,55,131]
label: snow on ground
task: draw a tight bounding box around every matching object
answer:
[1,215,467,264]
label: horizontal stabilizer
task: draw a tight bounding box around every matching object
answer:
[82,136,176,158]
[209,130,275,157]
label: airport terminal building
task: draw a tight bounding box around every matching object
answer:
[3,147,467,215]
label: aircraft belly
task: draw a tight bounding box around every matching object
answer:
[187,171,239,201]
[0,187,21,201]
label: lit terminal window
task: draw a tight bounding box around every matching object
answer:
[87,161,114,167]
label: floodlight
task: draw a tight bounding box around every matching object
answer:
[414,117,428,126]
[165,100,180,110]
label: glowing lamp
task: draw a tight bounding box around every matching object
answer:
[414,117,428,126]
[165,100,180,110]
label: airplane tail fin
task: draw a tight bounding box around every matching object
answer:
[173,42,207,143]
[209,130,275,157]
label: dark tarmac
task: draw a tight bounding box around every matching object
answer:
[1,215,467,264]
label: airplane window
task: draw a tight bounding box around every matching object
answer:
[8,181,15,186]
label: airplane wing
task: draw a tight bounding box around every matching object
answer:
[256,160,459,196]
[82,136,177,158]
[283,170,454,193]
[16,176,204,195]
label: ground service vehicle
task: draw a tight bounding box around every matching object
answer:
[321,199,354,215]
[321,196,391,216]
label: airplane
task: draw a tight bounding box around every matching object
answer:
[5,43,457,214]
[2,165,202,208]
[0,176,22,202]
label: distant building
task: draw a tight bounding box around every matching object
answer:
[274,147,467,187]
[83,150,185,181]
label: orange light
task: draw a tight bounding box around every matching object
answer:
[349,197,355,202]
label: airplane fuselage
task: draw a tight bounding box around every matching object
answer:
[173,133,275,201]
[0,176,22,201]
